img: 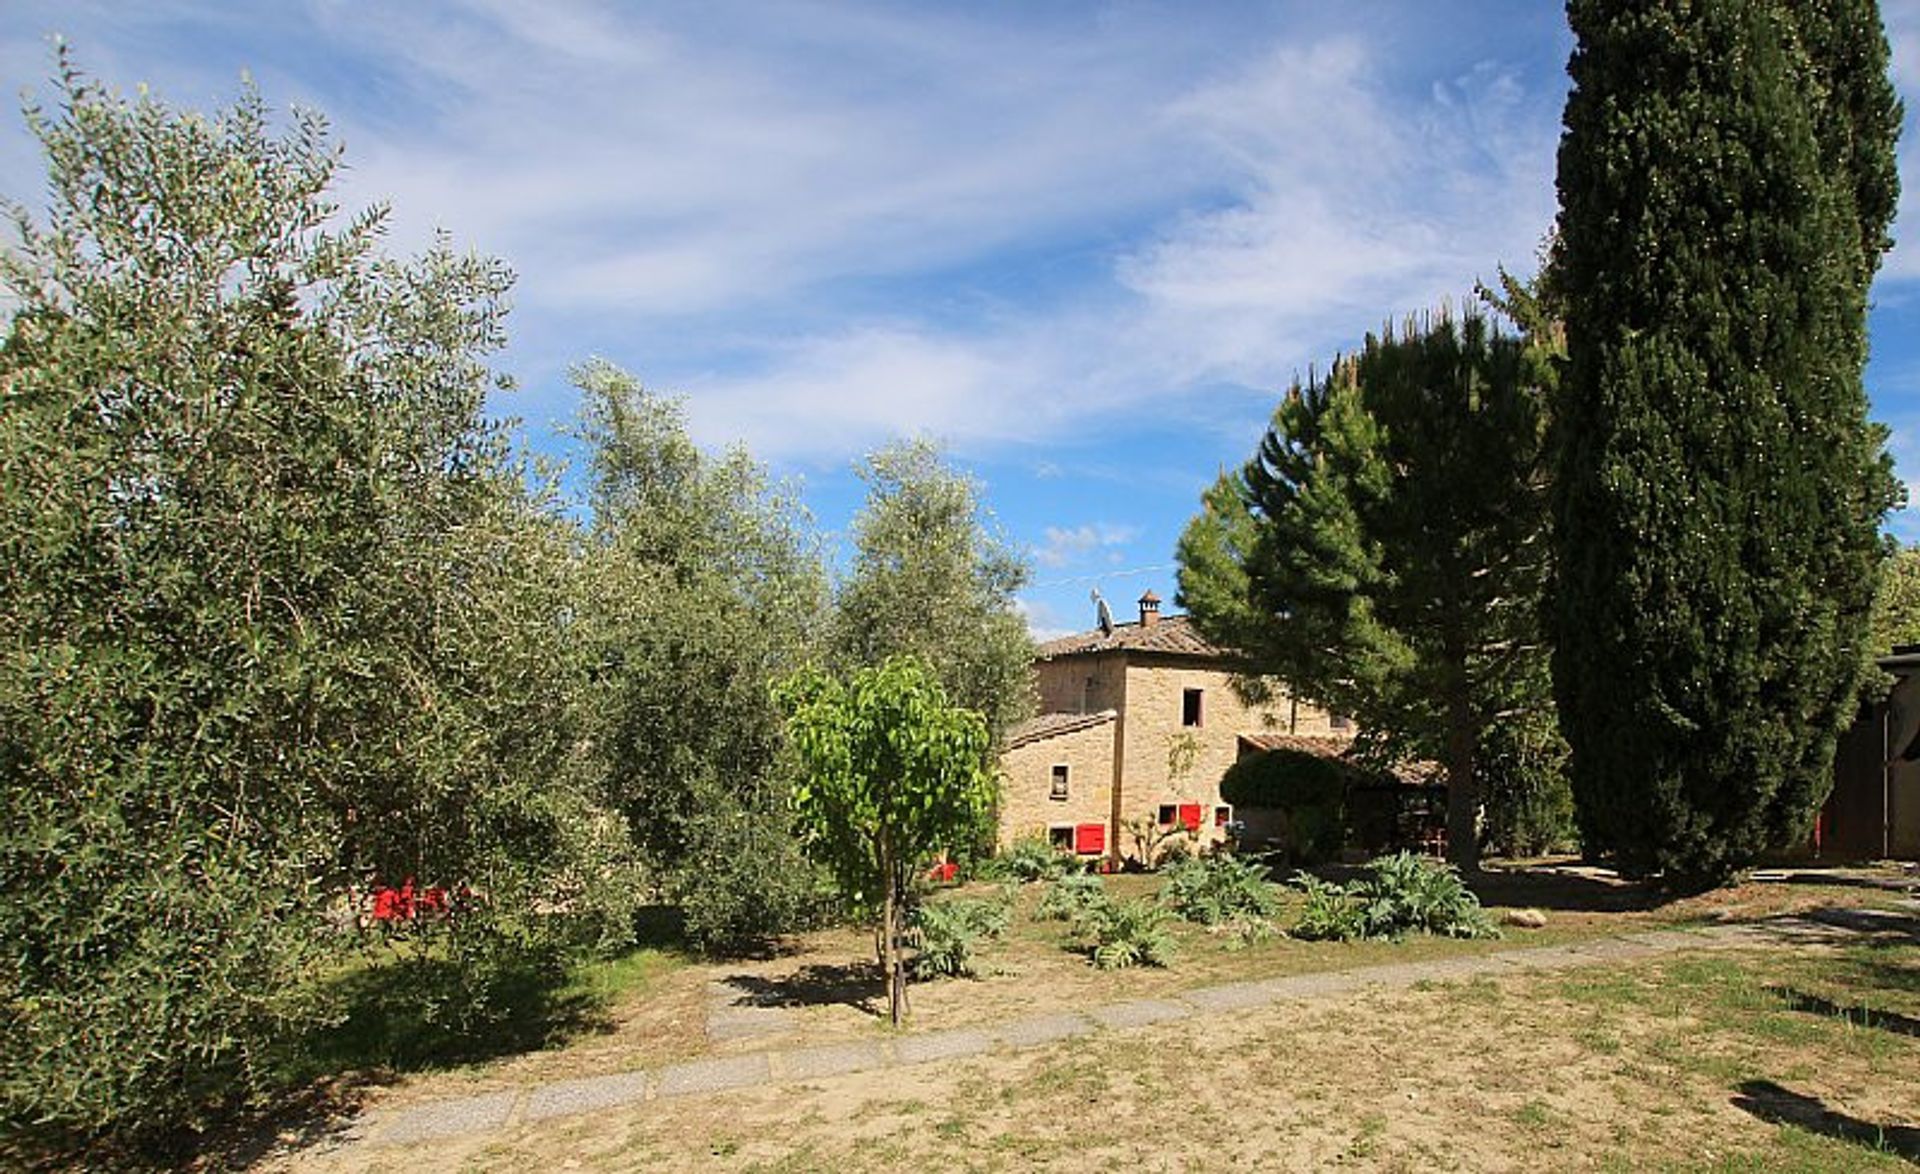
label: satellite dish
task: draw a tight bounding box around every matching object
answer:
[1091,587,1114,635]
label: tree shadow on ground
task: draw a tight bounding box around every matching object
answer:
[1797,907,1920,942]
[1731,1079,1920,1165]
[1765,986,1920,1039]
[1752,870,1920,894]
[294,953,616,1078]
[720,963,884,1018]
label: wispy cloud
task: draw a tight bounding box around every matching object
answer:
[1033,523,1142,569]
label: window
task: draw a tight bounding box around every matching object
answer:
[1329,712,1352,731]
[1214,805,1232,828]
[1050,764,1070,801]
[1048,825,1074,850]
[1157,803,1177,826]
[1182,688,1203,727]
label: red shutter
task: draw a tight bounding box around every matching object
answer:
[1074,823,1106,855]
[1178,804,1203,832]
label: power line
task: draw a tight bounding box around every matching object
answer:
[1028,563,1175,589]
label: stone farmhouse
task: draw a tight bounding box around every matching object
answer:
[998,590,1347,863]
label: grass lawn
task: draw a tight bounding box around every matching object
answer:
[276,929,1920,1172]
[250,863,1917,1171]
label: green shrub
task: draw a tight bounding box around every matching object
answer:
[669,784,836,952]
[1290,873,1369,941]
[909,895,1011,979]
[1083,898,1177,970]
[1479,714,1577,858]
[1036,873,1109,923]
[1290,853,1499,941]
[1159,855,1279,926]
[982,836,1084,883]
[1219,749,1365,864]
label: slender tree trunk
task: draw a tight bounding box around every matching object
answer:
[879,832,903,1026]
[1443,666,1482,874]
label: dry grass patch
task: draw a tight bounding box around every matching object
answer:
[273,923,1920,1173]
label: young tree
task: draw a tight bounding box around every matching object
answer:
[570,361,830,949]
[1551,0,1902,882]
[833,440,1035,741]
[775,656,996,1025]
[1178,307,1556,870]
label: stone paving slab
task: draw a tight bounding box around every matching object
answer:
[1181,980,1280,1012]
[1262,970,1371,999]
[1495,945,1605,972]
[523,1071,652,1122]
[370,1091,519,1145]
[993,1011,1095,1048]
[1621,929,1712,950]
[776,1040,890,1081]
[894,1027,993,1066]
[657,1053,771,1098]
[1090,998,1195,1030]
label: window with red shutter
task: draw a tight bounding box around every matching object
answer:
[1074,823,1105,855]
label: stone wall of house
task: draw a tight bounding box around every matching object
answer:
[1114,661,1340,854]
[997,719,1116,852]
[1034,652,1127,715]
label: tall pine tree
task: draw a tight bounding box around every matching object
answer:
[1179,307,1556,870]
[1551,0,1901,883]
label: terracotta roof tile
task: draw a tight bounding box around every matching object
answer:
[1236,732,1356,759]
[1236,732,1440,785]
[1034,614,1228,660]
[1005,709,1118,750]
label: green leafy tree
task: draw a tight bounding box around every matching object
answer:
[1868,545,1920,658]
[833,439,1035,741]
[775,656,996,1025]
[570,361,829,949]
[832,440,1034,861]
[1178,306,1556,870]
[1551,0,1902,883]
[0,59,630,1152]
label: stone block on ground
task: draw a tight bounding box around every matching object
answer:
[993,1012,1095,1049]
[894,1028,993,1067]
[368,1091,519,1145]
[656,1053,771,1098]
[523,1071,651,1122]
[776,1040,890,1081]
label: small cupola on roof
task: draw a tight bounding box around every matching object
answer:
[1137,589,1161,627]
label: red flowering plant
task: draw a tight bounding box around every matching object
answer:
[366,876,461,928]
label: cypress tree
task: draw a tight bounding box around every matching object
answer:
[1550,0,1902,883]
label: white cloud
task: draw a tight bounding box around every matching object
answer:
[1012,595,1075,642]
[653,34,1560,459]
[1033,523,1141,569]
[0,5,1566,463]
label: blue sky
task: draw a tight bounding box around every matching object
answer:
[4,1,1918,639]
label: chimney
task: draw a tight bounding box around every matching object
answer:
[1137,589,1161,627]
